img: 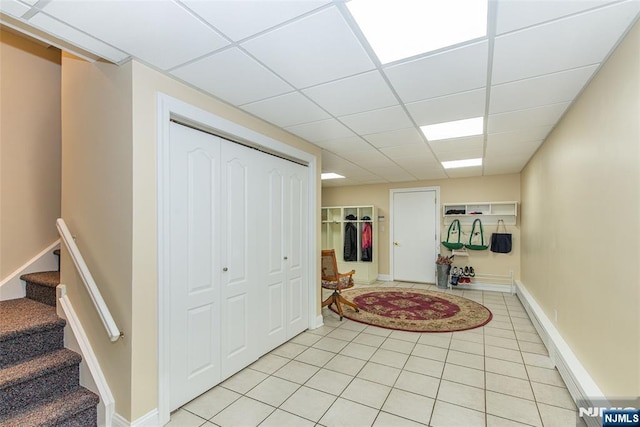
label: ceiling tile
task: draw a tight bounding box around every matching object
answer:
[406,89,486,126]
[0,0,30,17]
[496,0,617,35]
[489,65,598,114]
[436,149,484,162]
[286,118,355,142]
[384,41,488,103]
[241,92,330,128]
[406,167,448,181]
[487,125,553,147]
[171,48,292,105]
[379,144,436,162]
[302,71,398,117]
[340,105,414,135]
[486,139,543,158]
[492,1,640,84]
[315,137,373,153]
[28,12,129,63]
[242,7,374,88]
[445,166,483,178]
[181,0,330,41]
[41,0,229,70]
[429,135,484,154]
[487,102,570,134]
[363,127,425,148]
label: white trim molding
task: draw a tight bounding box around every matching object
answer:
[112,409,159,427]
[0,240,60,301]
[516,280,605,427]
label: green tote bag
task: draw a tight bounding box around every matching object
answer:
[465,218,489,250]
[442,219,464,250]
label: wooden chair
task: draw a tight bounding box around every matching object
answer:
[321,249,359,320]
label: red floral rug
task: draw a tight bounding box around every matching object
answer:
[330,287,492,332]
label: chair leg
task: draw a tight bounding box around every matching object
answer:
[321,290,358,320]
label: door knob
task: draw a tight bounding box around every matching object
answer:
[284,256,288,260]
[222,267,228,272]
[394,242,399,246]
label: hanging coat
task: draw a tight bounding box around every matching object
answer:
[344,222,358,261]
[361,222,372,262]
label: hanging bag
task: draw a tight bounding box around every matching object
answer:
[465,218,489,250]
[490,219,512,253]
[441,219,464,250]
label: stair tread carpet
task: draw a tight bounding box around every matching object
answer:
[0,348,81,389]
[20,270,60,288]
[0,298,64,342]
[0,387,99,426]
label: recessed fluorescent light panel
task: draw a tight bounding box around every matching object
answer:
[442,158,483,169]
[321,173,345,180]
[421,117,484,141]
[347,0,488,64]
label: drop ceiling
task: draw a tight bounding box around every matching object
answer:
[2,0,639,187]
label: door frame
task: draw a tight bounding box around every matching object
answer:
[389,187,440,282]
[156,93,318,425]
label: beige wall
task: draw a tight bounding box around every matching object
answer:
[322,174,521,280]
[60,56,321,422]
[520,21,639,397]
[0,29,61,278]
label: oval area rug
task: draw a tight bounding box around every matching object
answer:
[329,287,492,332]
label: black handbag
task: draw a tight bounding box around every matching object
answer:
[490,219,512,253]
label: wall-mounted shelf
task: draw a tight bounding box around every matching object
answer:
[443,201,518,226]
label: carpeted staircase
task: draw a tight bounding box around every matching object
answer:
[0,262,99,426]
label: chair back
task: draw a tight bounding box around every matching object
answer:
[321,249,339,281]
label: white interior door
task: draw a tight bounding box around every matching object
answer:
[392,189,438,283]
[169,123,221,410]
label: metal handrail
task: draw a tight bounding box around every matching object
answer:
[56,218,122,342]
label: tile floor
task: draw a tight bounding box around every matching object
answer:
[168,282,581,427]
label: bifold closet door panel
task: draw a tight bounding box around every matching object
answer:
[168,123,222,410]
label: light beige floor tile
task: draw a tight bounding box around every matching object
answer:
[324,354,367,376]
[341,377,391,409]
[446,350,484,370]
[526,365,566,387]
[519,341,548,355]
[404,355,445,378]
[259,408,315,427]
[305,368,354,396]
[486,414,534,426]
[530,382,576,410]
[489,314,512,323]
[484,327,517,340]
[373,411,427,426]
[488,320,514,331]
[210,396,275,427]
[484,345,523,363]
[417,334,451,349]
[319,397,380,427]
[485,335,520,350]
[442,363,485,389]
[340,342,378,360]
[485,357,528,380]
[363,325,393,337]
[522,352,555,369]
[246,376,299,406]
[485,372,534,400]
[313,336,350,353]
[339,320,368,332]
[307,324,336,336]
[271,342,308,359]
[183,386,241,419]
[290,331,323,346]
[516,330,543,344]
[250,354,290,374]
[436,380,485,412]
[280,385,337,422]
[394,370,440,398]
[357,361,401,386]
[537,402,580,427]
[389,330,421,343]
[430,400,486,427]
[381,337,416,354]
[220,368,268,394]
[167,409,207,427]
[411,343,448,362]
[324,315,346,328]
[295,347,335,367]
[370,348,410,369]
[352,332,386,348]
[327,327,360,342]
[381,388,434,424]
[486,391,542,427]
[452,331,484,344]
[450,339,485,355]
[273,360,320,384]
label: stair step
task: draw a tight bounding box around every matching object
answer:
[0,299,65,368]
[0,348,82,416]
[0,387,99,427]
[21,271,60,307]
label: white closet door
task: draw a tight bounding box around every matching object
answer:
[285,163,308,338]
[220,141,260,378]
[169,123,221,410]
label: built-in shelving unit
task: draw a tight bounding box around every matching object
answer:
[321,206,378,284]
[443,201,518,225]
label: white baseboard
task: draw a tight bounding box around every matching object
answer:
[56,285,115,427]
[515,280,605,427]
[377,274,392,281]
[311,314,324,329]
[0,240,60,301]
[450,281,514,293]
[113,409,159,427]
